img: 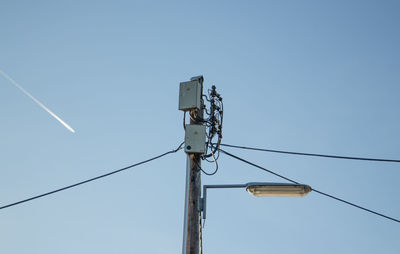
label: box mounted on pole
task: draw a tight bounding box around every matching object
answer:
[185,124,206,154]
[179,77,203,111]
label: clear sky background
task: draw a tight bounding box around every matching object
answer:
[1,1,399,253]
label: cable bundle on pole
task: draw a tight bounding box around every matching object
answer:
[183,85,224,176]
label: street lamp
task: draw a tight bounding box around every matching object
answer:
[201,182,312,219]
[246,182,312,197]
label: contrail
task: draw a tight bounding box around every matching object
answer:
[0,70,75,133]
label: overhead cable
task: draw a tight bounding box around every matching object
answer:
[0,142,184,210]
[221,143,400,163]
[219,148,400,224]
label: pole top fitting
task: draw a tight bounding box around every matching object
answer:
[190,75,204,84]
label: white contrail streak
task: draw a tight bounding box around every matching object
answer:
[0,70,75,133]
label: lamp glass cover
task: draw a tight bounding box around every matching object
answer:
[246,183,312,197]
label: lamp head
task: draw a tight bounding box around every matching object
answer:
[245,182,312,197]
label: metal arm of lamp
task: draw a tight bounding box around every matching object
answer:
[200,182,312,220]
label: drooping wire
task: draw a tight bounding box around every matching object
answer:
[0,142,185,210]
[193,153,219,176]
[220,143,400,163]
[219,148,400,224]
[198,152,219,176]
[203,143,221,175]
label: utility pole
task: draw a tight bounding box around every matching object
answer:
[180,76,205,254]
[186,141,202,254]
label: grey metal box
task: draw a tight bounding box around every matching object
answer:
[179,80,202,111]
[185,124,206,154]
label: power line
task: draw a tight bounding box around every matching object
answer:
[221,143,400,163]
[219,148,400,224]
[0,142,184,211]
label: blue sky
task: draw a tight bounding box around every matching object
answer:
[1,1,399,253]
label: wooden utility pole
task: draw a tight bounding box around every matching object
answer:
[185,122,202,254]
[181,76,204,254]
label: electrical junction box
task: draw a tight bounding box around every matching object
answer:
[179,80,202,111]
[185,124,206,154]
